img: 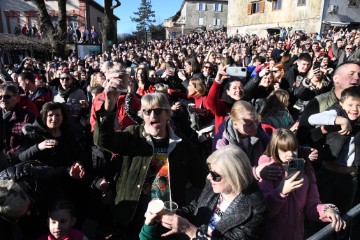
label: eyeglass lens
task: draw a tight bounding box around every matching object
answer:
[143,108,164,116]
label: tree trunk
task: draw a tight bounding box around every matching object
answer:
[102,0,114,52]
[32,0,67,58]
[102,0,120,52]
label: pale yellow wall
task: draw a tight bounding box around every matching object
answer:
[227,0,323,37]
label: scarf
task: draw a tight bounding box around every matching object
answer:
[58,85,76,102]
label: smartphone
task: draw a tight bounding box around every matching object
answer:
[313,61,321,70]
[287,158,304,181]
[226,66,247,77]
[263,62,270,68]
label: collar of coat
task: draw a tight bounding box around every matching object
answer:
[142,124,182,154]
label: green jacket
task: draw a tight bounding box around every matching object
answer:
[139,223,158,240]
[94,113,207,227]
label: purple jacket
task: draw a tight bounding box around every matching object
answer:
[257,155,332,240]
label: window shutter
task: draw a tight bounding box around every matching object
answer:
[197,3,200,10]
[260,1,265,13]
[247,3,252,14]
[213,4,216,11]
[213,18,216,25]
[218,19,221,26]
[219,4,222,11]
[204,3,207,11]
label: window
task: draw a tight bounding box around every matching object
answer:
[68,16,78,29]
[8,17,18,34]
[213,18,221,26]
[349,0,358,7]
[247,1,265,15]
[198,18,204,25]
[197,3,207,11]
[272,0,282,10]
[214,3,222,12]
[297,0,306,6]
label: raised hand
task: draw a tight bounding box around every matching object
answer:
[69,162,85,179]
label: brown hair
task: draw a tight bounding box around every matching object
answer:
[189,78,207,96]
[261,89,289,117]
[264,128,298,164]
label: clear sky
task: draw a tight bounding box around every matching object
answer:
[95,0,184,34]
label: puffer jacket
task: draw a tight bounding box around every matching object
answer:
[178,181,266,240]
[17,118,89,168]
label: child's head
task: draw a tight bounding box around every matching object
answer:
[48,200,76,240]
[265,128,298,164]
[261,89,289,117]
[340,86,360,121]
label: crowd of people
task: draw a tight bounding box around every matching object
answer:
[0,26,359,240]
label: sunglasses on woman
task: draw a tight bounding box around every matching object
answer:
[142,108,165,116]
[209,169,222,182]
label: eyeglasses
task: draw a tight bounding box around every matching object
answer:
[0,94,13,100]
[60,77,70,81]
[271,70,280,73]
[142,108,166,116]
[203,66,211,69]
[346,48,353,50]
[209,169,222,182]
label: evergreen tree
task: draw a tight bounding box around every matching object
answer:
[131,0,156,34]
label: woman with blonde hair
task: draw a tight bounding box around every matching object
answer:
[140,145,266,240]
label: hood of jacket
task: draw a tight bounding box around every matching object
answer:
[22,117,47,137]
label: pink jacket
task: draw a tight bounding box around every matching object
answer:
[257,155,332,240]
[38,228,86,240]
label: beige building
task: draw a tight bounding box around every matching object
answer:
[164,0,228,38]
[227,0,360,37]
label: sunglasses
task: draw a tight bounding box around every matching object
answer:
[0,94,13,100]
[60,77,70,81]
[209,170,222,182]
[142,108,165,116]
[203,66,211,69]
[346,48,353,50]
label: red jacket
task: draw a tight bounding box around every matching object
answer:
[90,92,140,132]
[206,81,230,134]
[18,95,40,117]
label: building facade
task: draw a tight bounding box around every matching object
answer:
[227,0,360,37]
[0,0,116,39]
[164,0,228,38]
